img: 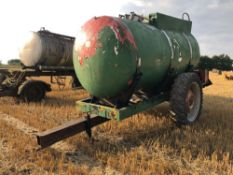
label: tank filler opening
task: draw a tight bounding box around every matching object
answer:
[119,12,148,22]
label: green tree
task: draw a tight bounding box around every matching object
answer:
[7,59,21,65]
[198,55,212,70]
[219,54,232,71]
[198,54,232,71]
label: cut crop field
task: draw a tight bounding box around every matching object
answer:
[0,73,233,175]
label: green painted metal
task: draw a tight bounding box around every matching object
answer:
[73,12,200,99]
[149,13,192,33]
[76,93,168,121]
[74,27,137,98]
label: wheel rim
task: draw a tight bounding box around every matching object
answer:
[0,74,6,84]
[185,82,201,122]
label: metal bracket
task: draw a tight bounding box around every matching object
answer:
[115,58,142,107]
[84,115,92,138]
[182,12,190,21]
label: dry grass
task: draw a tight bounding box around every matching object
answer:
[0,72,233,175]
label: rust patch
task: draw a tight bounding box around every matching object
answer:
[128,79,133,86]
[76,16,137,65]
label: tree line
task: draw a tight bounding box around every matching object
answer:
[198,54,232,71]
[0,59,21,66]
[0,55,232,70]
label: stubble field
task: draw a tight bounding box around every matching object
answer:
[0,72,233,175]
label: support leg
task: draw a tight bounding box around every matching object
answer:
[84,115,92,138]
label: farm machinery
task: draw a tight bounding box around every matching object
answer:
[35,12,212,148]
[0,29,80,102]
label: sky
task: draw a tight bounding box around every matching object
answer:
[0,0,232,63]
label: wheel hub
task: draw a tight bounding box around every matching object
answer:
[186,89,195,112]
[185,82,201,122]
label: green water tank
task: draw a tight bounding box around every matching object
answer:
[73,12,200,98]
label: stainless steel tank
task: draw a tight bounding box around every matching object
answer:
[19,28,74,67]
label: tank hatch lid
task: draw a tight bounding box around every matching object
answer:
[149,13,192,33]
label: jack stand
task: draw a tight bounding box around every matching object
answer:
[84,115,92,138]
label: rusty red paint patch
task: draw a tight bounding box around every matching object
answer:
[76,16,137,65]
[128,79,133,86]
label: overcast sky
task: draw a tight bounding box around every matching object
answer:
[0,0,232,63]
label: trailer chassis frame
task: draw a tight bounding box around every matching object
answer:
[36,69,212,149]
[36,93,168,149]
[0,65,79,99]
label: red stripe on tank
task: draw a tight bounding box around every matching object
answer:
[77,16,137,65]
